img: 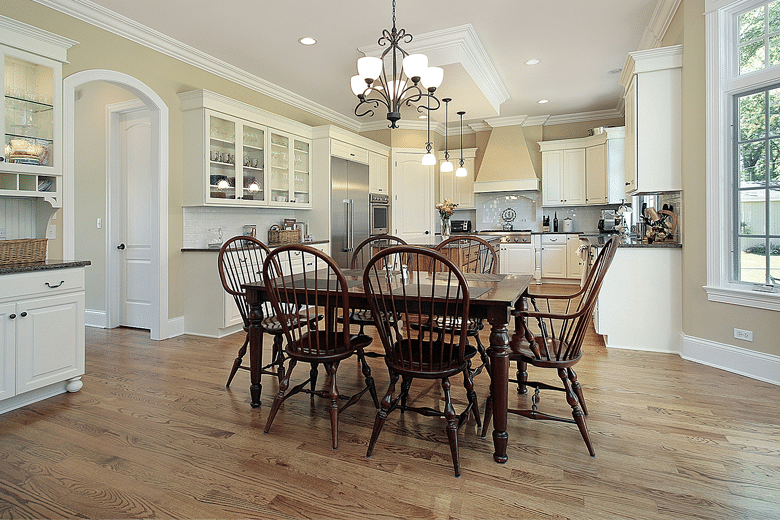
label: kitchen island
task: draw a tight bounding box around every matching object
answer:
[1,260,91,414]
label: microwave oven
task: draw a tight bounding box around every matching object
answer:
[450,220,472,233]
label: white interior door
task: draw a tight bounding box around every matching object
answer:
[391,150,434,242]
[118,108,153,329]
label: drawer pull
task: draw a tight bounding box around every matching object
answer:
[46,280,65,288]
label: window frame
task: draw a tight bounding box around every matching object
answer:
[705,0,780,311]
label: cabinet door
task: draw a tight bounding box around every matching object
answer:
[586,144,607,205]
[541,238,567,278]
[542,150,564,206]
[563,149,586,206]
[223,292,244,328]
[369,151,389,194]
[269,131,291,203]
[292,138,310,205]
[15,292,85,394]
[624,78,637,194]
[500,245,534,275]
[208,114,239,203]
[240,123,266,203]
[566,235,584,279]
[0,302,16,401]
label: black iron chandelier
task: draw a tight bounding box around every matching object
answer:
[350,0,443,128]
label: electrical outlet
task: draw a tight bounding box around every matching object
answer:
[0,228,6,239]
[734,328,753,342]
[46,224,56,240]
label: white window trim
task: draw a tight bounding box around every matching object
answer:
[705,0,780,311]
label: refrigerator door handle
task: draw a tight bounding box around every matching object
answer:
[343,199,354,252]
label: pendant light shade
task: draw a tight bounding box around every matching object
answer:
[455,110,467,177]
[422,152,437,166]
[441,160,454,172]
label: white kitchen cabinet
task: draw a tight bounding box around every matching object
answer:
[499,242,534,276]
[179,90,313,209]
[585,144,607,205]
[566,234,585,280]
[620,45,682,195]
[540,147,585,206]
[0,18,75,209]
[438,148,476,209]
[541,235,568,278]
[1,267,86,414]
[369,151,389,194]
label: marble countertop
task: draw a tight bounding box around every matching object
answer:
[0,259,92,275]
[182,239,329,252]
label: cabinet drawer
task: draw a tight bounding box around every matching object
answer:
[541,234,566,245]
[1,268,85,302]
[331,140,369,163]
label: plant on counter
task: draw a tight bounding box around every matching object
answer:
[435,198,458,219]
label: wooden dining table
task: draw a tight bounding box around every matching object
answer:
[243,269,532,464]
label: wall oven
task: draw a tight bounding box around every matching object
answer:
[369,193,390,235]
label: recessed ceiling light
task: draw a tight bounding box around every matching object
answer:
[537,99,549,104]
[525,59,541,66]
[298,37,317,46]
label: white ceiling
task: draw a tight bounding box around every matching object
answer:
[77,0,663,129]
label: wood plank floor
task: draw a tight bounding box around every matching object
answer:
[1,292,779,519]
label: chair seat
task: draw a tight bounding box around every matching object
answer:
[259,307,319,333]
[386,340,477,377]
[509,333,582,368]
[286,330,373,363]
[346,307,399,324]
[434,315,482,334]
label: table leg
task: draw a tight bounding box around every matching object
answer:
[248,296,264,408]
[487,311,511,464]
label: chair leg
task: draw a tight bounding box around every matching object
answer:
[480,393,492,439]
[264,358,297,435]
[225,333,250,387]
[326,362,340,450]
[273,333,285,383]
[400,376,413,414]
[441,377,461,477]
[559,368,594,456]
[367,371,399,458]
[567,367,587,416]
[309,363,319,396]
[516,361,528,394]
[357,349,380,408]
[463,364,481,428]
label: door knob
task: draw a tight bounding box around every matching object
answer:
[117,243,126,250]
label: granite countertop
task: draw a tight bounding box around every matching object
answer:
[0,259,92,275]
[182,239,329,252]
[582,234,682,248]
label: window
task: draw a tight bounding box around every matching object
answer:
[734,85,780,286]
[705,0,780,311]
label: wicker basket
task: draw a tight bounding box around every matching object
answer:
[268,225,301,245]
[0,238,48,266]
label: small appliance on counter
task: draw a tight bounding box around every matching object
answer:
[598,210,618,233]
[450,220,472,233]
[562,217,574,232]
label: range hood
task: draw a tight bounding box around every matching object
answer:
[473,125,540,193]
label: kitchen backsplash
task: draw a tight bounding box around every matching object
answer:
[475,191,543,231]
[540,205,620,233]
[0,197,39,239]
[183,206,298,248]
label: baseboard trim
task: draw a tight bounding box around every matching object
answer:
[165,316,185,338]
[681,333,780,386]
[85,309,107,328]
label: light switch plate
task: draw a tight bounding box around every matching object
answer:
[46,225,56,240]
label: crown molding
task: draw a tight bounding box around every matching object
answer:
[545,108,623,126]
[0,13,78,62]
[32,0,362,131]
[523,115,550,127]
[638,0,683,49]
[483,115,529,128]
[468,122,492,132]
[359,24,509,114]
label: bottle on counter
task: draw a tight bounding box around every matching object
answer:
[553,212,559,232]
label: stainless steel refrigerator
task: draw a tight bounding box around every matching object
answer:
[331,157,369,268]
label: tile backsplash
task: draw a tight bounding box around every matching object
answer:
[183,206,298,248]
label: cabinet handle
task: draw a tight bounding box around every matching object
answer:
[20,312,27,317]
[46,280,65,288]
[0,157,4,162]
[9,313,15,319]
[625,182,630,186]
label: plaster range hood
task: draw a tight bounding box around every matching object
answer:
[473,124,540,193]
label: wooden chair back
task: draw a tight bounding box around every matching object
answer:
[435,235,498,274]
[350,234,408,271]
[363,246,470,377]
[262,244,352,358]
[524,237,618,363]
[218,236,273,326]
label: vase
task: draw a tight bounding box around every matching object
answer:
[441,217,451,239]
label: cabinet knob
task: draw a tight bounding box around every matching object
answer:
[0,157,4,162]
[117,243,126,250]
[625,182,630,186]
[9,314,15,319]
[20,312,27,317]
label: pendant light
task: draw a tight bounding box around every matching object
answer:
[422,93,436,165]
[455,111,467,177]
[440,98,453,172]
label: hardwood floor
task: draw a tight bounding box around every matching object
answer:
[1,293,779,519]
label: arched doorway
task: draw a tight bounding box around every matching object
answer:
[62,70,170,340]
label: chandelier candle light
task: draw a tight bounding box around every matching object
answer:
[441,98,453,172]
[350,0,443,128]
[455,110,467,177]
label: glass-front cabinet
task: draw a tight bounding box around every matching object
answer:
[0,37,67,208]
[180,90,312,208]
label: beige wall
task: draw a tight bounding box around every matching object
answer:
[542,118,626,141]
[678,0,778,357]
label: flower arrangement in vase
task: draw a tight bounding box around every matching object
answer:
[435,198,458,238]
